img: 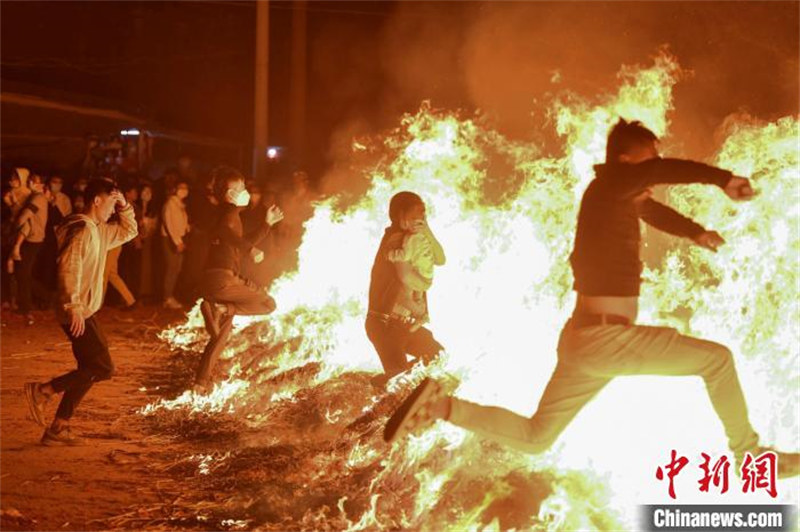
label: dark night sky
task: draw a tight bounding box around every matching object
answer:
[1,1,393,175]
[2,1,798,178]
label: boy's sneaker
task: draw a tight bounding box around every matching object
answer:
[383,378,446,444]
[369,374,390,390]
[24,382,48,426]
[163,297,183,310]
[120,301,139,312]
[192,381,211,395]
[41,426,85,446]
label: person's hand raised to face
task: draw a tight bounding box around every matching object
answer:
[266,205,284,227]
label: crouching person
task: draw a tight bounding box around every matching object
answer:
[24,179,137,445]
[195,166,283,389]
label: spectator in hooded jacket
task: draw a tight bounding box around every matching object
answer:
[10,174,50,324]
[3,167,32,218]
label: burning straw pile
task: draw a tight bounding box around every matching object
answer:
[135,49,799,531]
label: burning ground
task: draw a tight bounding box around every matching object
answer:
[137,50,799,530]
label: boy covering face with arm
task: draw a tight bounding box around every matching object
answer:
[387,201,446,326]
[366,192,445,386]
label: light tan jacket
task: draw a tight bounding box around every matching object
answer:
[55,204,138,322]
[160,195,189,247]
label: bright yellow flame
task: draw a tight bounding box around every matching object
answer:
[146,49,799,529]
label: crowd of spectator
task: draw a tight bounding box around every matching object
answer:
[1,160,316,324]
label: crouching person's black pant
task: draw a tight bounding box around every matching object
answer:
[365,314,444,379]
[49,316,114,420]
[195,269,276,386]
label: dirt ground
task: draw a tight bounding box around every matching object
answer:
[0,303,627,532]
[0,305,202,531]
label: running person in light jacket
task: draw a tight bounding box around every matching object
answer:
[24,178,137,445]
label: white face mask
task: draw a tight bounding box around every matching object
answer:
[229,188,250,207]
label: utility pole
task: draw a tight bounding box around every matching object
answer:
[289,0,307,168]
[253,0,269,180]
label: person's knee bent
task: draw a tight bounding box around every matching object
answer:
[702,342,734,377]
[264,295,276,314]
[91,355,115,382]
[518,422,560,454]
[499,412,567,455]
[93,366,114,382]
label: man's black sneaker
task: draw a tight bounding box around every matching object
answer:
[120,301,139,312]
[41,426,85,446]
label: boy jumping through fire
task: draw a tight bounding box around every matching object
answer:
[194,166,284,389]
[366,192,446,386]
[384,119,799,476]
[24,179,137,445]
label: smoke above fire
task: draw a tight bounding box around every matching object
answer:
[312,1,798,171]
[144,50,799,530]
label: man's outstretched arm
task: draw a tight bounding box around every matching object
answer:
[639,198,705,238]
[640,198,726,252]
[605,158,755,200]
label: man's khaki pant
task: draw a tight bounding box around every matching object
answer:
[103,246,135,307]
[449,321,760,456]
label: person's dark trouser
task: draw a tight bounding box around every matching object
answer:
[1,237,16,306]
[48,316,114,420]
[139,237,155,299]
[161,237,184,300]
[365,315,444,378]
[181,230,211,302]
[16,241,45,313]
[195,269,277,385]
[35,233,59,292]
